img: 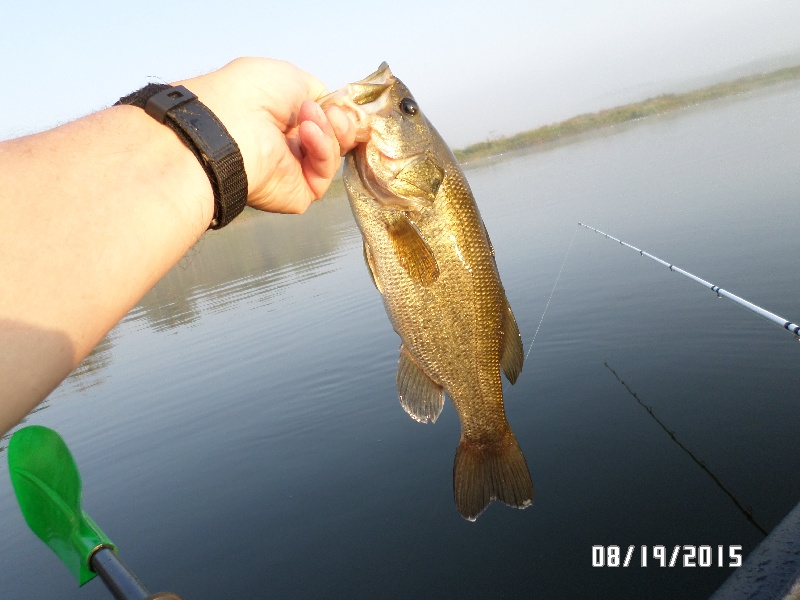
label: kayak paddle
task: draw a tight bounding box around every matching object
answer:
[7,425,181,600]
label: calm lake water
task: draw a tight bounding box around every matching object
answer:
[2,81,799,599]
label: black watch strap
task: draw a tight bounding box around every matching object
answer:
[116,84,248,229]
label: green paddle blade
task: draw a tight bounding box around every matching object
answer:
[8,425,115,585]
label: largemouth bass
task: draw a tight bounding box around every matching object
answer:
[322,63,533,520]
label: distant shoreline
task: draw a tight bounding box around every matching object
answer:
[453,64,800,163]
[323,64,800,199]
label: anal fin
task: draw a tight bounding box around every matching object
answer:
[396,345,444,424]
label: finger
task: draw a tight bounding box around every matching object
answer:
[298,99,335,138]
[298,101,339,166]
[298,118,340,199]
[324,105,357,156]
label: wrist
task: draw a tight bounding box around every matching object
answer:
[115,84,248,229]
[112,104,216,232]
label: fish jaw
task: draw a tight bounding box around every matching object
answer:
[355,146,443,211]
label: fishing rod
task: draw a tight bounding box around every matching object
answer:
[8,426,181,600]
[579,223,800,338]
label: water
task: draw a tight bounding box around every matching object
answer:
[2,81,799,599]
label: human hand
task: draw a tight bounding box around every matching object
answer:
[177,58,357,214]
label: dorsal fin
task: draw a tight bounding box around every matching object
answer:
[500,301,524,384]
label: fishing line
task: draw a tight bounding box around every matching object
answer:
[604,362,768,537]
[525,225,578,362]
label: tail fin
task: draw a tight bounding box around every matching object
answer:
[453,429,534,521]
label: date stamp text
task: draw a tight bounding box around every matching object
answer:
[592,545,742,568]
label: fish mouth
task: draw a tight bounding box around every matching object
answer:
[323,62,444,209]
[374,149,421,174]
[356,146,422,209]
[356,146,443,211]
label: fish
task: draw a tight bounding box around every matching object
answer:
[321,63,533,520]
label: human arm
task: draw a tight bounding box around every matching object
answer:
[0,58,357,434]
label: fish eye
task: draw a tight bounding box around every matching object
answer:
[400,97,418,116]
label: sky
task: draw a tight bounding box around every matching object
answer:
[1,0,799,148]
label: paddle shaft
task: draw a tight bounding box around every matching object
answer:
[91,548,181,600]
[90,548,151,599]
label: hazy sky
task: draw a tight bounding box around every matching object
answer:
[2,0,799,147]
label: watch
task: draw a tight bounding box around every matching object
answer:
[116,84,248,229]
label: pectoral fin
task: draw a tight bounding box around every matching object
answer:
[362,241,383,294]
[396,345,444,424]
[500,301,524,384]
[482,221,495,258]
[387,216,439,286]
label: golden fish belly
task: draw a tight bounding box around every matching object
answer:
[344,155,508,439]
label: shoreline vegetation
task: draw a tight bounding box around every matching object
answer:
[320,64,800,199]
[453,64,800,163]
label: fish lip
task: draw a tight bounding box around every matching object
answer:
[320,87,390,143]
[319,63,396,142]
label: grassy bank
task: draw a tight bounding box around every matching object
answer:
[453,64,800,163]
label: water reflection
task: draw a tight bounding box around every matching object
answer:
[65,335,116,392]
[66,193,356,384]
[129,192,356,331]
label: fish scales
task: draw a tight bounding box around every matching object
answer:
[324,63,533,520]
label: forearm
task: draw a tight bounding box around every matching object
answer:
[0,57,358,435]
[0,104,213,432]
